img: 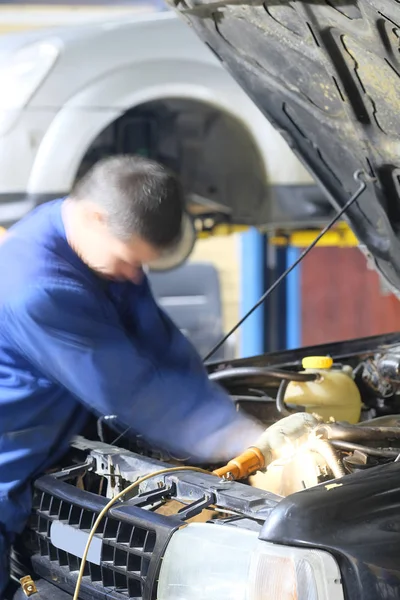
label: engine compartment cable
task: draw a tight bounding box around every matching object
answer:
[203,170,371,362]
[209,366,318,383]
[308,436,346,478]
[276,379,292,416]
[315,423,400,442]
[73,465,213,600]
[330,440,399,458]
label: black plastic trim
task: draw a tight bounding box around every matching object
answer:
[27,476,183,600]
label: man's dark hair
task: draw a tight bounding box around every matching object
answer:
[71,155,185,248]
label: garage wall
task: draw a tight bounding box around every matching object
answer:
[190,235,240,334]
[301,246,400,346]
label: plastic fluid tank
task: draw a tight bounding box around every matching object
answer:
[285,356,362,423]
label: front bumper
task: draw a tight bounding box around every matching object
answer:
[25,476,183,600]
[18,458,277,600]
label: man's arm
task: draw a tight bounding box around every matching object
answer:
[4,282,262,462]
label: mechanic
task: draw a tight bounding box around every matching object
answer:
[0,155,264,597]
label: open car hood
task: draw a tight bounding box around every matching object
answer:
[169,0,400,295]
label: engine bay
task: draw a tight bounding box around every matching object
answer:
[12,333,400,600]
[54,334,400,511]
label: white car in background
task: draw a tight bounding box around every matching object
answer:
[0,8,332,254]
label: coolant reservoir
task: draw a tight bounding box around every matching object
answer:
[284,356,362,423]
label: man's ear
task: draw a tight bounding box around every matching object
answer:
[84,202,107,229]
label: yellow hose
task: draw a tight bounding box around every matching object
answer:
[73,466,212,600]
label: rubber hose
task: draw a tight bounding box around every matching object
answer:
[357,415,400,427]
[231,395,276,403]
[209,367,318,383]
[315,423,400,443]
[276,379,296,416]
[330,440,399,458]
[309,436,346,479]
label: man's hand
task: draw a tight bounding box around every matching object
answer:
[213,412,319,480]
[254,412,320,467]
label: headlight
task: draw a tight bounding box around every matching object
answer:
[0,39,60,133]
[158,523,344,600]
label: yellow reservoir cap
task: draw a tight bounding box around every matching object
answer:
[302,356,333,370]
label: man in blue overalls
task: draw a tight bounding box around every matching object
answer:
[0,156,263,596]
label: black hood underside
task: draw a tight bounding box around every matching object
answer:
[169,0,400,294]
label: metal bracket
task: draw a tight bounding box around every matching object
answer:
[177,493,215,520]
[20,576,38,597]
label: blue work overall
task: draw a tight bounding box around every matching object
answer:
[0,200,259,596]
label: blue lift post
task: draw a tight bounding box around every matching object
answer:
[239,228,265,358]
[285,245,302,349]
[240,232,301,356]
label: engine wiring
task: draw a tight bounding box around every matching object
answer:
[209,367,318,383]
[203,169,371,362]
[72,465,213,600]
[276,379,292,416]
[330,440,399,458]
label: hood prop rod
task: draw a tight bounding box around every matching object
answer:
[204,169,372,362]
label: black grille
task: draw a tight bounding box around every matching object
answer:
[26,475,182,600]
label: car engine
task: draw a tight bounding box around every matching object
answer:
[55,341,400,501]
